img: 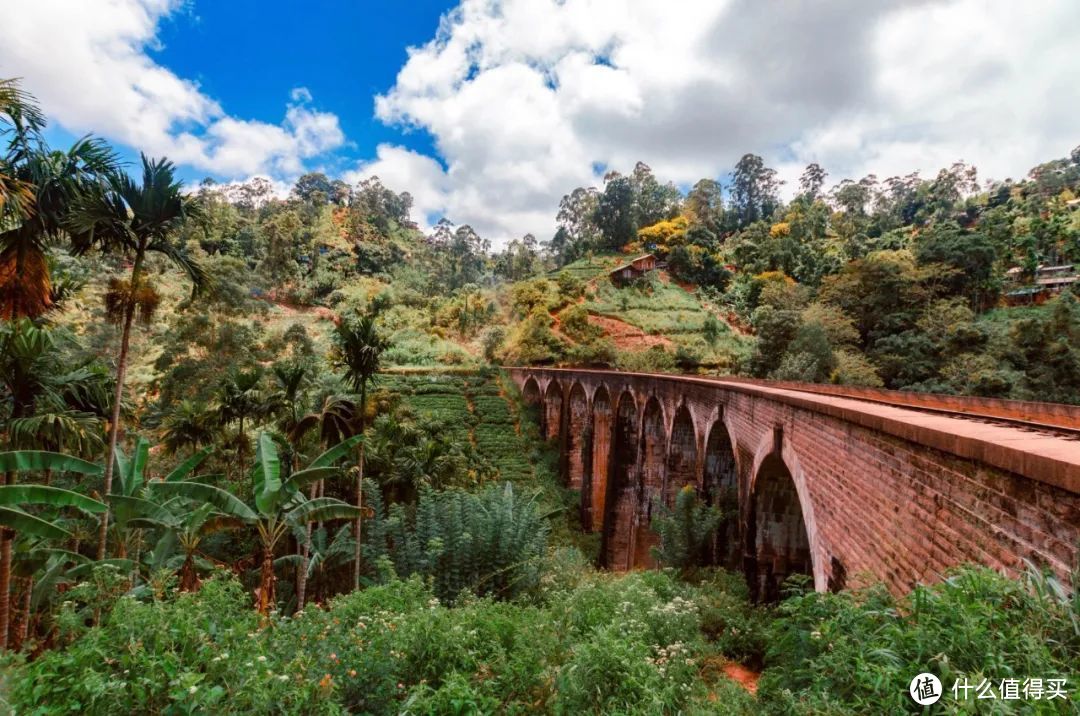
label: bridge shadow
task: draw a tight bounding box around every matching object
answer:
[600,391,638,569]
[745,453,813,602]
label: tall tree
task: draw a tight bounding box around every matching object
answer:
[593,174,637,251]
[554,186,600,264]
[66,155,206,560]
[729,153,781,229]
[331,313,388,589]
[629,161,682,227]
[798,163,828,202]
[685,179,724,236]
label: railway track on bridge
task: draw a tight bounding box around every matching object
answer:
[707,379,1080,442]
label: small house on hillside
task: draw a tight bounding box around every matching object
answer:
[1004,264,1078,304]
[609,254,657,285]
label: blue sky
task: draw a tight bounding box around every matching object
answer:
[6,1,1080,243]
[43,0,457,186]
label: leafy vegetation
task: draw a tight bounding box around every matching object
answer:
[1,78,1078,714]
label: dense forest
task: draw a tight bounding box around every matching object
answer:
[1,78,1078,713]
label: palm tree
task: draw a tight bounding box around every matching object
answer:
[150,432,361,614]
[276,522,352,608]
[331,313,388,589]
[0,450,104,649]
[103,437,214,571]
[94,441,227,592]
[1,79,119,320]
[65,154,206,560]
[0,320,109,459]
[214,367,270,474]
[161,400,215,456]
[167,503,242,592]
[0,78,44,225]
[270,362,310,444]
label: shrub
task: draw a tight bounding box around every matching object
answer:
[615,346,677,373]
[651,486,725,573]
[758,566,1080,714]
[363,483,550,602]
[10,575,335,715]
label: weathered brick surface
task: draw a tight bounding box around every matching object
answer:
[567,383,589,491]
[511,368,1080,595]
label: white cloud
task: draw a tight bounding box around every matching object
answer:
[0,0,345,178]
[365,0,1080,245]
[6,0,1077,245]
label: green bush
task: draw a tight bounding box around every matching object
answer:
[651,486,725,573]
[7,565,761,715]
[615,345,677,372]
[758,566,1080,714]
[8,575,336,715]
[363,483,550,602]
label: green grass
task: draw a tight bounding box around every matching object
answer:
[378,370,539,483]
[586,275,716,335]
[548,253,628,281]
[979,303,1054,325]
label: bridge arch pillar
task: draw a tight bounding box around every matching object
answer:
[543,380,564,443]
[587,385,613,532]
[665,404,698,505]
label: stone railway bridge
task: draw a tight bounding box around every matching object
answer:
[507,367,1080,600]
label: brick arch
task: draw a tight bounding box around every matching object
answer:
[633,396,667,567]
[703,418,739,568]
[746,436,818,602]
[588,385,613,532]
[567,383,590,492]
[543,381,564,441]
[665,404,697,504]
[601,390,638,569]
[522,376,541,405]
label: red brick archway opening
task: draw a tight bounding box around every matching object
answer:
[746,454,813,602]
[588,386,612,533]
[633,397,666,568]
[703,421,739,569]
[522,377,541,405]
[543,381,563,442]
[601,391,637,569]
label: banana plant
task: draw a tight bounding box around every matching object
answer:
[0,449,105,649]
[105,437,213,564]
[150,432,362,614]
[134,502,243,593]
[9,536,91,651]
[276,522,353,609]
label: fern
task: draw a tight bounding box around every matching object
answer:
[363,482,549,602]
